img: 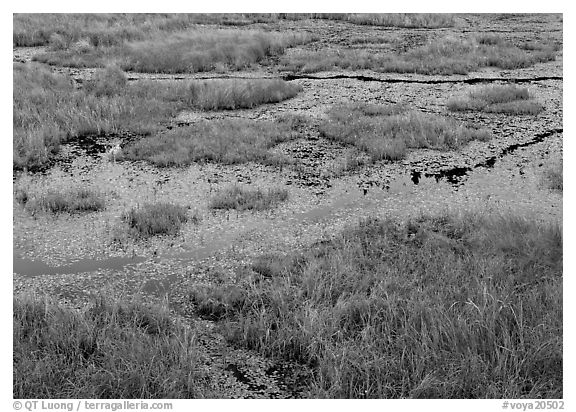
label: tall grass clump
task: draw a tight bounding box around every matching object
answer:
[209,185,289,211]
[188,212,562,398]
[124,119,297,167]
[33,29,312,73]
[319,103,491,161]
[448,85,544,115]
[17,187,106,215]
[14,294,217,398]
[188,79,302,110]
[13,63,178,170]
[122,203,189,238]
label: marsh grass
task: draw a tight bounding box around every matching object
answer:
[13,63,178,170]
[323,13,455,28]
[14,64,301,170]
[188,212,562,398]
[17,187,106,215]
[448,85,544,115]
[281,36,557,75]
[123,203,190,238]
[209,185,289,211]
[13,13,273,47]
[319,103,491,161]
[124,119,297,167]
[187,79,302,110]
[33,29,312,73]
[13,294,216,398]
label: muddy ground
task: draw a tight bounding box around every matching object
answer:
[13,14,563,398]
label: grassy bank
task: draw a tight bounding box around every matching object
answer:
[282,36,557,75]
[14,294,217,398]
[209,185,289,211]
[124,119,298,167]
[319,103,492,161]
[448,85,544,115]
[188,211,563,398]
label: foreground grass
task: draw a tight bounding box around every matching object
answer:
[209,185,289,211]
[319,103,492,161]
[122,203,191,239]
[13,63,302,170]
[14,294,217,398]
[15,186,105,215]
[448,85,544,115]
[34,29,312,74]
[281,36,557,75]
[124,119,298,167]
[188,212,562,398]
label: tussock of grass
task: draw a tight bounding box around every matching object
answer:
[123,203,189,238]
[282,36,557,75]
[13,294,215,398]
[187,79,302,110]
[319,103,491,161]
[124,119,297,167]
[448,85,544,115]
[209,185,288,211]
[542,162,563,191]
[17,187,105,215]
[34,29,312,74]
[188,212,562,398]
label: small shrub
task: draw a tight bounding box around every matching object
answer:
[209,185,289,211]
[123,202,189,238]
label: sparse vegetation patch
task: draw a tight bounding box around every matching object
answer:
[209,185,289,211]
[448,85,544,115]
[319,103,492,161]
[188,212,562,398]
